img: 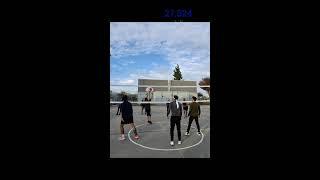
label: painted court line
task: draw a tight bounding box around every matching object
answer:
[128,122,204,151]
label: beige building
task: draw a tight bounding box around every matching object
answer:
[138,79,197,102]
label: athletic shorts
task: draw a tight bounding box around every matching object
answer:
[121,116,134,124]
[145,110,151,116]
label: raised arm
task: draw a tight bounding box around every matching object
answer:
[188,104,192,116]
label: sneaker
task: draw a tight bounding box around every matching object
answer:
[185,132,190,136]
[147,121,152,124]
[178,141,181,145]
[134,135,140,139]
[119,136,126,141]
[170,141,174,146]
[197,132,201,136]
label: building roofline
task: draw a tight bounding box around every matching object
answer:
[138,79,196,82]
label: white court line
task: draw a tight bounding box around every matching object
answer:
[128,122,204,151]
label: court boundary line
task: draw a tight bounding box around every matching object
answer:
[128,122,204,151]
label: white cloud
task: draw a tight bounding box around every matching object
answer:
[118,59,136,66]
[110,22,210,95]
[119,79,134,84]
[110,22,209,59]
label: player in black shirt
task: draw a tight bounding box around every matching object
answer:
[182,98,188,118]
[144,98,152,124]
[140,99,145,115]
[119,95,139,140]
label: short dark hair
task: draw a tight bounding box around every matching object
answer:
[144,97,148,101]
[174,95,178,100]
[122,95,128,101]
[192,96,197,101]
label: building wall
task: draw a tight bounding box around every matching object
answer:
[138,91,197,102]
[138,79,197,101]
[138,79,168,86]
[170,80,197,92]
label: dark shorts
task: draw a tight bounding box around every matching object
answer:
[121,116,134,124]
[183,106,188,111]
[145,110,151,116]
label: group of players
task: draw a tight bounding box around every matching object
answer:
[116,95,201,146]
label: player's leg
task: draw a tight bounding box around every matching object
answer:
[170,116,175,145]
[119,123,125,140]
[130,123,139,139]
[176,117,182,144]
[186,116,194,135]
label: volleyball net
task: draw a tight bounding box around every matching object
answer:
[109,84,210,106]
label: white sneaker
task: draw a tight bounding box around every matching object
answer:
[170,141,174,146]
[119,136,126,141]
[197,132,201,136]
[185,132,190,136]
[178,141,181,145]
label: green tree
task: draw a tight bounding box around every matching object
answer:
[173,64,183,80]
[199,77,210,97]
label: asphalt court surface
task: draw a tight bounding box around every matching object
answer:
[109,105,210,158]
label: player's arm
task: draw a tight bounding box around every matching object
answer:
[167,103,171,117]
[188,104,192,116]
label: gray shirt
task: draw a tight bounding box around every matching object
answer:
[167,100,182,117]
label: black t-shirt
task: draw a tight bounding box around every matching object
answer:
[121,101,133,119]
